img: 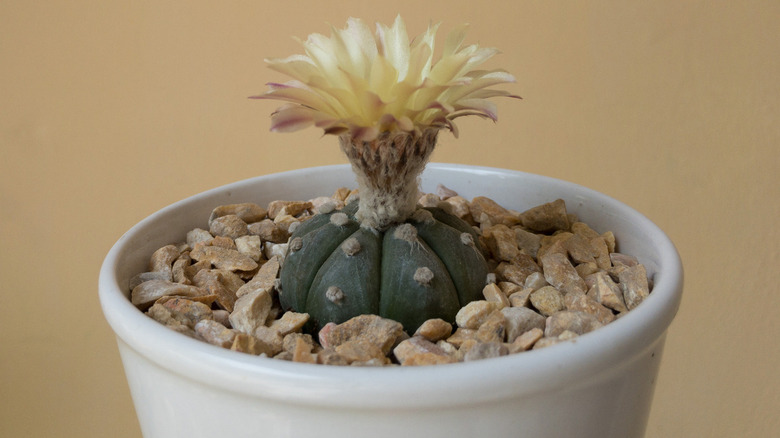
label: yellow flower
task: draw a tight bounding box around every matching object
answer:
[253,16,518,142]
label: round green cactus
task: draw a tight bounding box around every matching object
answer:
[280,201,489,334]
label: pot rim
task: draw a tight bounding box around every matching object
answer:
[99,163,683,409]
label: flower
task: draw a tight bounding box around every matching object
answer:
[252,16,519,142]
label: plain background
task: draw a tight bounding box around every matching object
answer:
[1,1,778,436]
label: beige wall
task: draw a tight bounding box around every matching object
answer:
[1,1,777,436]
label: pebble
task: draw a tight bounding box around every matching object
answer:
[291,336,317,364]
[183,259,210,282]
[544,311,603,338]
[128,271,171,291]
[402,353,457,366]
[212,309,231,327]
[565,233,597,266]
[417,193,441,208]
[322,314,404,355]
[147,303,195,337]
[248,219,290,243]
[190,244,258,272]
[273,214,300,233]
[523,271,549,290]
[602,231,616,253]
[498,280,521,295]
[236,256,280,298]
[501,306,546,343]
[209,203,267,225]
[229,287,273,335]
[529,286,565,316]
[414,318,453,342]
[571,222,600,239]
[436,184,458,200]
[519,199,570,233]
[136,191,652,366]
[263,241,288,263]
[131,280,207,310]
[186,228,213,248]
[510,327,544,352]
[445,328,477,348]
[335,340,388,364]
[171,253,192,284]
[393,336,454,365]
[209,214,249,239]
[476,310,507,343]
[149,244,181,274]
[539,252,587,296]
[575,261,600,278]
[156,297,214,328]
[194,319,236,348]
[234,235,263,262]
[441,195,474,222]
[494,255,542,285]
[211,235,237,250]
[482,283,510,308]
[231,333,275,356]
[283,333,315,354]
[589,237,612,270]
[463,341,508,361]
[309,196,343,214]
[269,312,310,336]
[533,337,563,350]
[482,224,521,262]
[470,196,521,227]
[514,228,541,258]
[267,200,312,219]
[610,252,638,268]
[455,301,500,329]
[253,326,284,356]
[619,264,650,310]
[508,288,532,307]
[564,292,615,325]
[192,269,245,312]
[586,271,628,313]
[331,187,352,202]
[317,348,350,366]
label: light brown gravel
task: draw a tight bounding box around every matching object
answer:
[130,187,653,366]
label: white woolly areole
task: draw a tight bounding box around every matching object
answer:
[289,236,303,252]
[393,223,418,242]
[341,237,361,256]
[414,267,435,286]
[410,208,435,225]
[317,199,338,214]
[330,212,350,227]
[325,286,345,304]
[460,232,475,246]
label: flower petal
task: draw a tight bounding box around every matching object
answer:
[451,98,498,121]
[376,15,410,81]
[269,105,317,132]
[443,23,469,57]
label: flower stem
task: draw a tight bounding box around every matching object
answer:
[339,128,439,230]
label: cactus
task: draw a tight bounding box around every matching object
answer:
[255,16,517,335]
[280,201,489,334]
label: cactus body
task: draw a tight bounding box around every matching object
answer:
[280,202,489,334]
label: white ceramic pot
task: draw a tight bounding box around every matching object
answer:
[99,164,683,438]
